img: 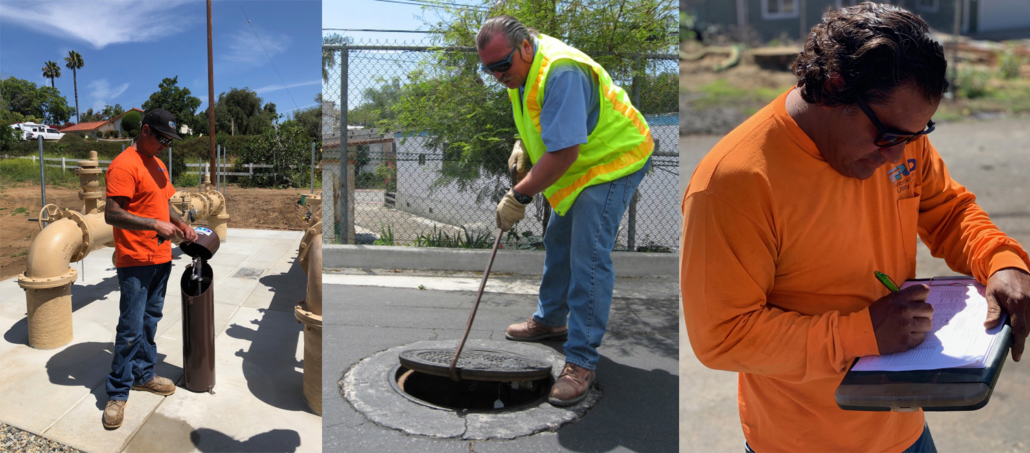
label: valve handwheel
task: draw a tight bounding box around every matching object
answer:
[37,204,61,230]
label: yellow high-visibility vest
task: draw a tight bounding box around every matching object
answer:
[508,34,653,215]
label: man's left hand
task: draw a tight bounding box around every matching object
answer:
[178,223,199,243]
[496,191,527,231]
[985,268,1030,361]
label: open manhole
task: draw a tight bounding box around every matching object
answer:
[392,365,552,412]
[341,340,601,440]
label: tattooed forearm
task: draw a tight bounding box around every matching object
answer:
[169,203,185,225]
[105,200,157,231]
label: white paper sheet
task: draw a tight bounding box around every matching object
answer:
[852,279,1006,372]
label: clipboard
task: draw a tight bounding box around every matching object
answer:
[835,278,1014,412]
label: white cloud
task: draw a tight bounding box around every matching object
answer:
[88,79,130,112]
[1,0,200,49]
[222,26,290,66]
[254,79,321,94]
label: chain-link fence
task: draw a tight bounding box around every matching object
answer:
[322,39,679,252]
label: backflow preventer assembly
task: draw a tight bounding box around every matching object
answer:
[18,151,231,350]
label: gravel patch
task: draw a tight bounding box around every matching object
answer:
[0,423,82,453]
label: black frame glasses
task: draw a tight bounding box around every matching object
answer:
[481,47,520,74]
[149,126,172,146]
[855,96,935,147]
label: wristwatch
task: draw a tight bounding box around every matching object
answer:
[511,188,533,204]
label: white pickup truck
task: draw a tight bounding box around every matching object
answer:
[13,123,65,141]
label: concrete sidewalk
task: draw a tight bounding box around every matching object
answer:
[0,228,321,453]
[322,268,680,452]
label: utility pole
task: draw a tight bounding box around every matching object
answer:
[207,0,217,187]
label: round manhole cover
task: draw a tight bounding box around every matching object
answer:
[398,348,552,381]
[341,340,602,440]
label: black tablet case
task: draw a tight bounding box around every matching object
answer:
[835,278,1013,412]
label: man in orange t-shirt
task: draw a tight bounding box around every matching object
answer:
[101,108,198,429]
[681,4,1030,452]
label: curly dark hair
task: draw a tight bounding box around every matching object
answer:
[792,3,948,106]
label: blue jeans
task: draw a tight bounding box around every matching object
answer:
[743,423,936,453]
[533,157,650,371]
[106,262,172,400]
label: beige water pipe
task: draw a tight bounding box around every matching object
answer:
[170,174,230,241]
[295,194,322,414]
[18,151,114,349]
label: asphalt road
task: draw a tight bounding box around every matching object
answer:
[678,116,1030,452]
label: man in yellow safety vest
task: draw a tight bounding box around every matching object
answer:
[477,15,654,406]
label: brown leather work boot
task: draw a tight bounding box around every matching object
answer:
[505,318,568,342]
[548,362,595,407]
[131,376,176,396]
[103,400,126,429]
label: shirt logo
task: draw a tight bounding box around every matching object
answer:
[886,159,917,182]
[888,159,917,194]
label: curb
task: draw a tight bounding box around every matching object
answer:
[323,244,677,277]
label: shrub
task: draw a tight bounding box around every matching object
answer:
[955,68,991,99]
[997,46,1028,80]
[121,110,142,136]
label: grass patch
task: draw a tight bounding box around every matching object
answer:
[689,79,790,110]
[11,207,28,216]
[174,173,199,188]
[0,155,105,189]
[10,250,27,258]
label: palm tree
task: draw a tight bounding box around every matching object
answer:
[42,61,61,88]
[64,50,84,122]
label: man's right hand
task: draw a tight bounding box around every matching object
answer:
[154,220,181,241]
[509,140,530,183]
[868,284,934,355]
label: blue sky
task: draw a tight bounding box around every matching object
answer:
[0,0,321,123]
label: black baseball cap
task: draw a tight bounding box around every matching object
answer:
[141,108,183,141]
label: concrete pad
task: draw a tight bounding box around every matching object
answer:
[0,319,117,434]
[45,384,166,453]
[133,373,320,453]
[0,228,312,453]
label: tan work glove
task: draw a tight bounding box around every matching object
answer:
[496,190,528,231]
[508,140,530,183]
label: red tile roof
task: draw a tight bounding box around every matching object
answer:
[60,120,111,132]
[60,108,145,132]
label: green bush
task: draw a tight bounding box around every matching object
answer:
[122,110,142,136]
[997,47,1028,80]
[955,68,992,99]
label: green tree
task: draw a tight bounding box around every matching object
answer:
[42,61,61,88]
[0,77,74,125]
[292,97,322,141]
[322,33,352,82]
[386,0,677,186]
[101,104,125,120]
[213,87,275,135]
[64,50,84,122]
[121,110,142,137]
[236,119,317,188]
[142,76,202,136]
[349,78,402,127]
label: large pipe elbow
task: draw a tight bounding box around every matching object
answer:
[23,218,84,281]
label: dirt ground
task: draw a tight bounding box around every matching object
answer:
[0,184,313,281]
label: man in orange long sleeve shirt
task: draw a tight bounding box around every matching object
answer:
[680,4,1030,452]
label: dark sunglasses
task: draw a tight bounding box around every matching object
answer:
[855,96,934,147]
[481,47,520,74]
[148,126,172,146]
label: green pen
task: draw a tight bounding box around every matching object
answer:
[874,270,900,293]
